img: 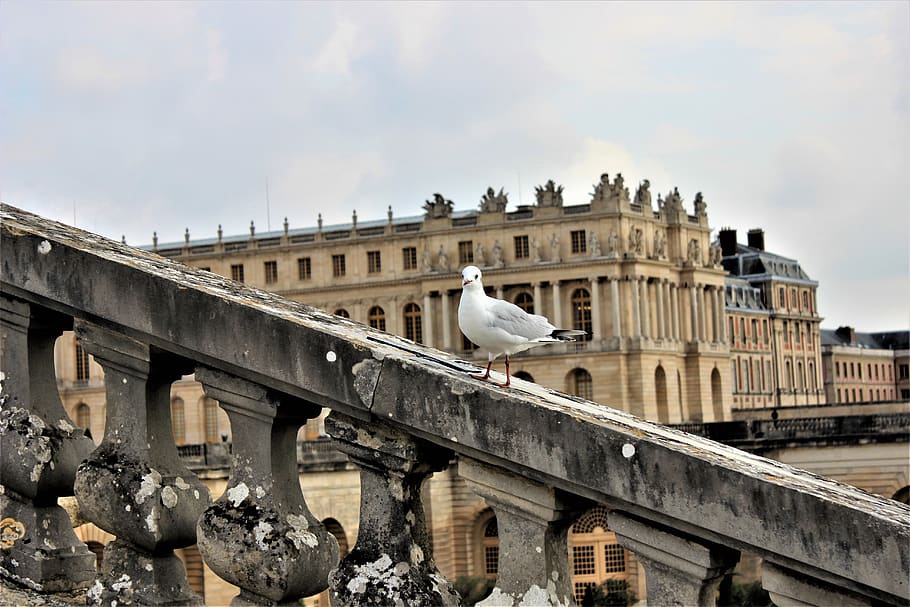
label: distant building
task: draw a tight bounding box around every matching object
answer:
[821,327,909,403]
[721,228,825,409]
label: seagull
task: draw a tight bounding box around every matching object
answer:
[458,265,586,387]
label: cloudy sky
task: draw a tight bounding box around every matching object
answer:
[1,1,907,331]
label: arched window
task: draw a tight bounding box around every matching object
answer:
[655,365,669,423]
[481,515,499,579]
[711,368,723,421]
[334,309,350,319]
[785,361,793,390]
[75,339,90,382]
[171,397,186,445]
[75,403,91,431]
[368,306,386,331]
[203,397,219,443]
[569,506,629,604]
[404,303,423,343]
[513,371,534,383]
[571,288,592,341]
[797,361,805,390]
[569,368,593,401]
[514,292,534,313]
[808,361,816,391]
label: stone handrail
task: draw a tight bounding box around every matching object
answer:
[1,203,908,606]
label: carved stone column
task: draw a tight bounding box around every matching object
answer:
[551,282,563,328]
[640,278,651,339]
[423,293,435,348]
[533,283,543,315]
[441,291,453,350]
[73,321,211,606]
[195,367,339,606]
[610,278,622,340]
[325,413,459,607]
[610,511,739,607]
[689,285,699,342]
[656,279,666,339]
[761,561,876,607]
[670,283,680,341]
[590,277,602,342]
[630,277,641,338]
[0,297,96,591]
[698,285,708,342]
[459,458,579,607]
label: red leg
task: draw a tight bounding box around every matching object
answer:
[496,356,511,388]
[471,359,494,381]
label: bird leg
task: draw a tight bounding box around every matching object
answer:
[496,356,511,388]
[471,359,494,382]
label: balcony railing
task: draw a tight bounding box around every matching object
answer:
[2,203,908,606]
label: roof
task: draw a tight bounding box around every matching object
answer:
[721,243,814,283]
[821,328,910,350]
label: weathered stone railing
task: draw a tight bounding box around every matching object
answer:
[1,203,908,606]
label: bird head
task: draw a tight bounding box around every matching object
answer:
[461,265,482,288]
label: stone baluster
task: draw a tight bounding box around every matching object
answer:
[0,297,96,591]
[325,413,459,606]
[609,511,739,606]
[459,458,579,607]
[72,320,211,606]
[195,367,339,606]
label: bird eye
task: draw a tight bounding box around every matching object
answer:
[474,274,479,279]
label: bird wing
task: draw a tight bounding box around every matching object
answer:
[487,298,556,341]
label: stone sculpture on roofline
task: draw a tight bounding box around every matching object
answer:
[480,187,508,213]
[535,180,564,207]
[424,193,454,219]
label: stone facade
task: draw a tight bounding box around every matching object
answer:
[820,327,909,403]
[720,228,826,409]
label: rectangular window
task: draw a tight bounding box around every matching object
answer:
[763,319,769,343]
[458,241,474,265]
[264,260,278,284]
[751,319,758,343]
[367,250,381,274]
[298,257,312,280]
[332,254,346,277]
[779,287,785,308]
[230,264,244,283]
[514,235,530,259]
[75,340,90,382]
[603,544,626,573]
[899,364,909,379]
[572,545,596,576]
[402,247,417,270]
[570,230,587,254]
[802,291,808,310]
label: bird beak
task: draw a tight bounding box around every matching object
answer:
[463,279,472,286]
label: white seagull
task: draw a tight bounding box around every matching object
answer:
[458,265,586,387]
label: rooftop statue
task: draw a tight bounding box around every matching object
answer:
[663,187,685,213]
[424,193,454,219]
[480,187,508,213]
[694,191,707,216]
[634,179,652,209]
[535,179,564,207]
[592,173,611,201]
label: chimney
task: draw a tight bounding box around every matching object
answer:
[835,326,856,344]
[719,228,737,257]
[747,228,765,251]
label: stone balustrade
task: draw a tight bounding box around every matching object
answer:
[2,203,909,607]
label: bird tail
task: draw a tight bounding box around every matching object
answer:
[551,329,586,341]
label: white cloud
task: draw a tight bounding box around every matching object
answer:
[204,27,227,82]
[308,19,369,79]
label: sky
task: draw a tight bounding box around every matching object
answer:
[1,1,908,332]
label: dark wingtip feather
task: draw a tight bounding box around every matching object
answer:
[551,329,587,341]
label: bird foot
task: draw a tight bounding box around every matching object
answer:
[470,372,491,382]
